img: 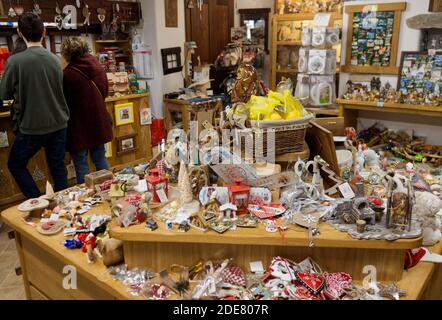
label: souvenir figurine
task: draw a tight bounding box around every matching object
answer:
[165,220,174,231]
[178,221,190,232]
[386,176,414,231]
[355,144,365,173]
[413,192,442,246]
[220,203,238,220]
[146,219,158,231]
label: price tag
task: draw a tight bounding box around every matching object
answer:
[135,179,148,193]
[376,101,384,108]
[339,182,356,199]
[428,49,436,56]
[49,214,59,221]
[156,188,169,203]
[250,261,265,274]
[313,13,331,27]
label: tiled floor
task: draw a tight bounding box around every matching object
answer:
[0,222,26,300]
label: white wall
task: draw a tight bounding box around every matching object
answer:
[339,0,442,144]
[139,0,186,118]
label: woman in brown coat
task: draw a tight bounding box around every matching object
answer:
[62,37,113,184]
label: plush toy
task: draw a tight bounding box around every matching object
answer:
[413,191,442,246]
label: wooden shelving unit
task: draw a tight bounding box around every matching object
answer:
[337,99,442,128]
[270,12,342,90]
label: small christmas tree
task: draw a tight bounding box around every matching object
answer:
[178,162,193,204]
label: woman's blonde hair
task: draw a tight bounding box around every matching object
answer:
[61,37,90,62]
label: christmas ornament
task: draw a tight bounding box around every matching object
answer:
[222,266,246,287]
[295,272,326,295]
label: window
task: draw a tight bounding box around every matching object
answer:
[161,47,183,75]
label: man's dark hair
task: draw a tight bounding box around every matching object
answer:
[18,12,44,42]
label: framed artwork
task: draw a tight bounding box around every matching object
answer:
[105,142,113,158]
[114,103,135,126]
[397,51,442,94]
[161,47,183,75]
[117,134,137,156]
[342,2,407,75]
[140,108,152,126]
[429,0,442,12]
[165,0,178,27]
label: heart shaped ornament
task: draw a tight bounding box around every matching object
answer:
[295,272,326,295]
[55,15,63,30]
[97,8,106,23]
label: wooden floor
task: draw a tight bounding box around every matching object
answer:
[0,222,26,300]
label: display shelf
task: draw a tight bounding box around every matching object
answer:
[337,99,442,128]
[270,13,343,90]
[276,68,299,73]
[110,221,420,250]
[95,40,130,44]
[277,41,302,46]
[105,93,149,103]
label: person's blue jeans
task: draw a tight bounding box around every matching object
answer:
[71,145,109,184]
[8,128,68,199]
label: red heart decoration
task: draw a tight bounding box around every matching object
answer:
[295,272,325,295]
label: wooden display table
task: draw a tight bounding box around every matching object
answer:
[1,203,441,300]
[337,99,442,128]
[0,93,152,210]
[164,97,223,133]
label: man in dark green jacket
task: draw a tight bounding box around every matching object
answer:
[0,13,70,198]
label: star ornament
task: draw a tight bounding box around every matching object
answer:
[303,214,317,226]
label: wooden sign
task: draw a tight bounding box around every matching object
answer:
[165,0,178,28]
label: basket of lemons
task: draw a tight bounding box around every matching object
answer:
[229,90,313,157]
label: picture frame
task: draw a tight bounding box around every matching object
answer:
[397,51,442,94]
[342,2,407,75]
[161,47,183,75]
[105,142,113,158]
[114,103,135,126]
[429,0,442,12]
[117,134,138,156]
[165,0,178,28]
[140,108,152,126]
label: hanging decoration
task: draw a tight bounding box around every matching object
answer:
[62,4,77,30]
[32,0,42,16]
[8,0,17,18]
[55,2,63,30]
[83,2,91,26]
[76,0,81,8]
[97,7,106,23]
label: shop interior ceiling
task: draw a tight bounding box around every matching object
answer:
[0,0,141,33]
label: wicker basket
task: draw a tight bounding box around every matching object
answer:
[238,114,313,159]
